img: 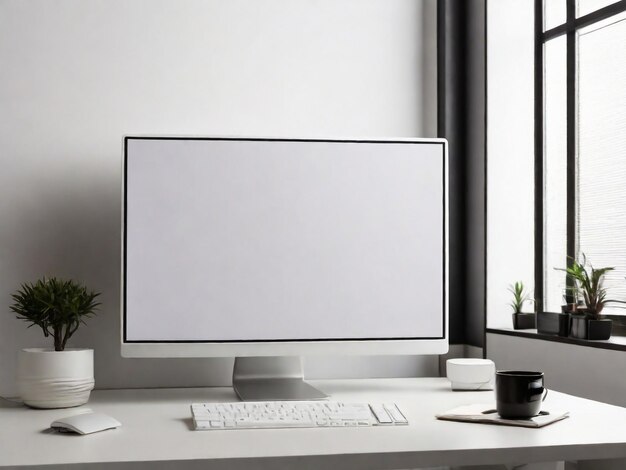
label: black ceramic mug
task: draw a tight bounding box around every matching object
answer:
[496,371,548,419]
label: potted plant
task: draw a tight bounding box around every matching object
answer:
[560,282,581,314]
[9,277,101,408]
[555,255,624,340]
[538,284,576,337]
[508,281,535,329]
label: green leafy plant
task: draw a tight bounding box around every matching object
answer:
[560,274,583,312]
[555,254,625,317]
[508,281,532,314]
[9,277,101,351]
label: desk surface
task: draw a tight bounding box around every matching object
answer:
[2,378,626,469]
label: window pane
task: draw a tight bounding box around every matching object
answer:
[544,36,568,312]
[545,0,566,30]
[577,14,626,315]
[577,0,620,18]
[487,0,535,329]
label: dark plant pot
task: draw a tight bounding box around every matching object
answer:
[512,313,536,330]
[588,319,612,340]
[537,312,570,336]
[570,315,612,340]
[569,314,587,339]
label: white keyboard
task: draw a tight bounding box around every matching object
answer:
[191,401,408,430]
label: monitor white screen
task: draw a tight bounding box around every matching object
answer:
[123,138,446,351]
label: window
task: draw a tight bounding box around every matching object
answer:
[486,1,535,331]
[538,1,626,315]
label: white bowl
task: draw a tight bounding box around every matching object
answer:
[446,358,495,391]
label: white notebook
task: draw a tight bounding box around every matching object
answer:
[436,404,569,428]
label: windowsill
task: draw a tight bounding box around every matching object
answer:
[486,328,626,352]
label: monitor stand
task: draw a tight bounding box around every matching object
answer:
[232,356,328,401]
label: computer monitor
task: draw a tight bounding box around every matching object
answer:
[121,137,448,400]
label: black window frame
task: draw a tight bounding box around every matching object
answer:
[534,0,626,328]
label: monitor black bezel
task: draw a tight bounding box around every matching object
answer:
[122,136,447,343]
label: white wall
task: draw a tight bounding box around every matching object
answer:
[0,0,438,395]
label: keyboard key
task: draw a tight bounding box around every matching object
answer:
[384,403,408,424]
[369,404,393,424]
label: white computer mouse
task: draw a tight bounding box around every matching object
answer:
[50,412,121,435]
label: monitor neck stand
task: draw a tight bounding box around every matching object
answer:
[232,356,328,401]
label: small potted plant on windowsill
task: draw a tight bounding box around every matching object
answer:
[9,277,101,408]
[555,255,624,340]
[509,281,535,329]
[537,280,579,338]
[537,283,577,337]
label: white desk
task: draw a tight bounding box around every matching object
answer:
[2,378,626,469]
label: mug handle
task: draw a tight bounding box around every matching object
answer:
[528,381,546,402]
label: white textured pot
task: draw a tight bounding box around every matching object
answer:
[17,348,94,409]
